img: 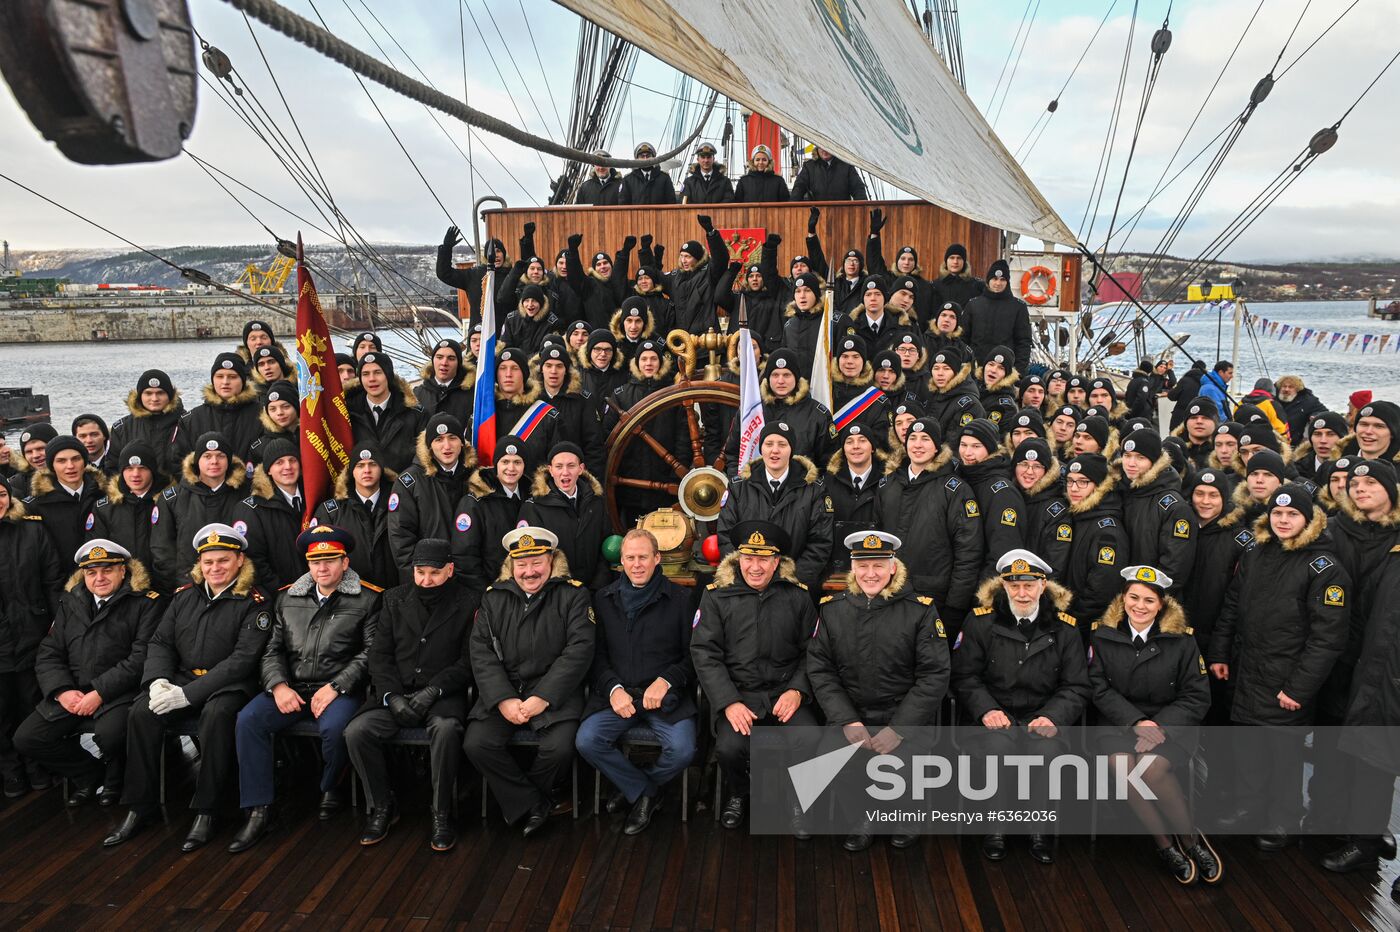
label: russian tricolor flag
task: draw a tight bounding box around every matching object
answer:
[472,269,498,465]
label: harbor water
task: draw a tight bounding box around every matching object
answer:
[0,301,1394,437]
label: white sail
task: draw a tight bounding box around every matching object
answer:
[553,0,1074,244]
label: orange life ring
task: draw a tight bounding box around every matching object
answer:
[1020,265,1058,305]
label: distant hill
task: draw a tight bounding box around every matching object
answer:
[9,243,455,298]
[1099,253,1399,303]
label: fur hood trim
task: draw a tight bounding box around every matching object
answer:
[414,431,479,477]
[258,408,297,435]
[843,559,910,600]
[180,452,247,490]
[978,367,1021,394]
[1215,504,1249,529]
[827,445,898,478]
[528,464,603,498]
[1069,469,1119,515]
[125,388,183,418]
[3,498,28,522]
[65,558,153,594]
[926,363,973,397]
[1250,508,1328,551]
[496,374,542,407]
[1096,593,1189,635]
[199,381,260,409]
[712,551,801,588]
[1336,493,1400,528]
[575,343,624,373]
[496,549,571,583]
[829,358,873,386]
[974,576,1074,611]
[628,350,675,384]
[417,361,472,391]
[28,464,103,499]
[761,377,811,406]
[739,454,820,485]
[332,461,397,500]
[938,263,977,281]
[530,356,583,397]
[610,306,656,343]
[190,556,258,597]
[1126,451,1174,489]
[1023,459,1064,497]
[926,322,965,341]
[287,568,366,597]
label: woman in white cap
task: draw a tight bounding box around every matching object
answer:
[1089,564,1217,885]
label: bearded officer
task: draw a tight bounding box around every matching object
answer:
[952,549,1090,865]
[14,540,161,807]
[807,531,950,851]
[465,527,595,838]
[692,520,818,833]
[104,523,272,852]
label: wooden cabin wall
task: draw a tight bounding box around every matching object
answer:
[481,200,1001,280]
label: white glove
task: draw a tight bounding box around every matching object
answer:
[147,679,173,711]
[150,684,190,715]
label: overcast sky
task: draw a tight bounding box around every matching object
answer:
[2,0,1396,261]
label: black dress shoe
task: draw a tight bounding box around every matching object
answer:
[790,803,812,841]
[359,799,399,846]
[318,789,346,821]
[227,806,273,854]
[66,774,102,807]
[719,795,747,830]
[3,772,27,798]
[1322,841,1379,874]
[1029,834,1055,864]
[1158,844,1198,884]
[604,789,628,814]
[890,832,919,849]
[98,783,121,807]
[843,829,874,852]
[1183,835,1223,884]
[1254,827,1294,852]
[981,833,1007,861]
[1382,833,1397,860]
[181,813,216,853]
[26,767,51,792]
[624,794,660,836]
[1215,807,1255,831]
[430,809,456,851]
[521,800,552,838]
[103,809,153,848]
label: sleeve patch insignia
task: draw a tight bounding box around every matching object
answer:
[1048,501,1065,517]
[1234,529,1254,546]
[1198,655,1207,675]
[387,493,399,512]
[1173,519,1190,539]
[1056,524,1072,541]
[959,413,974,425]
[944,477,960,491]
[1158,494,1178,511]
[1324,585,1345,607]
[935,619,947,638]
[1000,508,1017,527]
[255,611,271,630]
[1311,556,1334,574]
[692,609,702,628]
[964,499,980,518]
[400,473,415,488]
[990,480,1009,493]
[1098,517,1116,528]
[1097,546,1116,565]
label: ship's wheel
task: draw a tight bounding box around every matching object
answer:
[603,379,739,532]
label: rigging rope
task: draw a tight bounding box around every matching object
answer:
[1077,0,1139,245]
[1014,0,1119,164]
[990,0,1041,129]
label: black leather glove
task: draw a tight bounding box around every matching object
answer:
[807,206,821,234]
[697,214,714,233]
[621,235,637,251]
[653,244,666,266]
[523,221,536,237]
[387,694,424,727]
[765,232,782,247]
[870,208,885,234]
[405,685,442,718]
[567,232,583,250]
[443,225,461,248]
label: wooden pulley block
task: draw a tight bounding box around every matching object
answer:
[0,0,197,163]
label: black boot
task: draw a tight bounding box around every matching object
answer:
[227,806,273,854]
[66,772,102,807]
[790,803,812,841]
[98,781,121,807]
[604,788,628,814]
[1029,834,1055,864]
[720,795,747,830]
[359,796,398,846]
[25,762,51,792]
[981,834,1007,861]
[430,810,456,852]
[318,789,347,821]
[1254,826,1294,851]
[1183,834,1223,884]
[521,800,552,838]
[843,821,874,852]
[181,813,216,853]
[624,794,660,836]
[2,769,26,799]
[1322,840,1380,874]
[1158,844,1198,884]
[103,809,154,847]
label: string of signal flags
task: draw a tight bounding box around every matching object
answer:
[1088,301,1400,356]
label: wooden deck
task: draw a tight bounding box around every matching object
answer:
[1,773,1398,931]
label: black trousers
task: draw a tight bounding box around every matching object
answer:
[712,706,819,797]
[14,704,129,781]
[1345,757,1398,850]
[959,726,1072,818]
[0,669,41,775]
[1233,725,1305,830]
[345,709,463,813]
[121,689,244,812]
[463,716,577,825]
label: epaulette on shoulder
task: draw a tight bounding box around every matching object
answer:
[973,605,994,616]
[323,500,338,513]
[21,496,35,505]
[22,514,42,521]
[1091,621,1099,630]
[1057,611,1077,627]
[251,590,266,603]
[915,595,934,606]
[278,583,293,591]
[568,579,584,587]
[706,582,717,590]
[819,594,835,604]
[795,581,809,590]
[485,584,496,592]
[145,590,160,600]
[175,583,193,592]
[361,581,384,592]
[813,401,830,415]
